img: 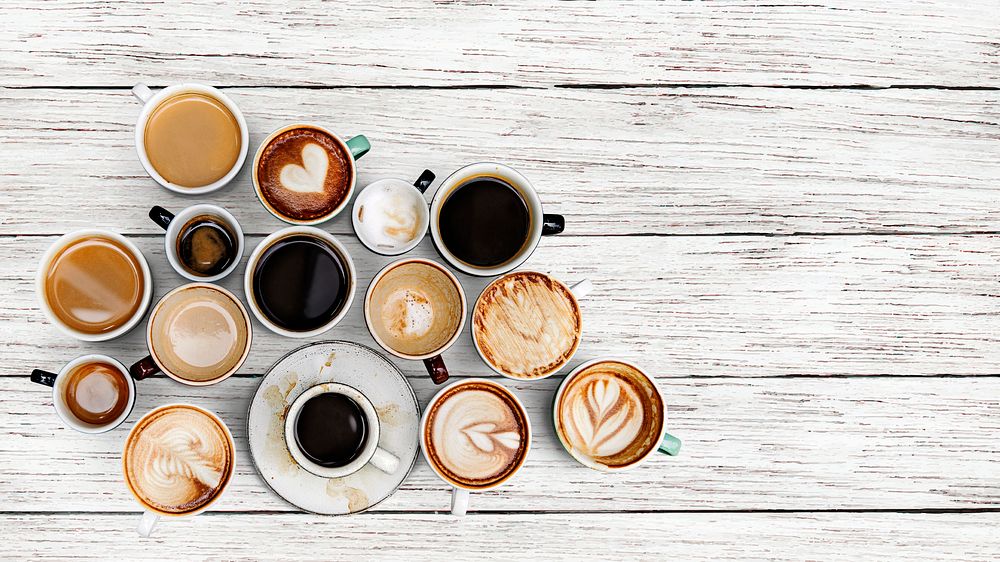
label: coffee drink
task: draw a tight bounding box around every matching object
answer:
[41,234,147,336]
[64,360,130,425]
[294,392,368,468]
[144,92,242,188]
[366,260,464,358]
[422,380,530,489]
[474,271,582,379]
[123,404,234,515]
[438,177,529,267]
[176,214,238,277]
[555,361,665,470]
[354,178,428,254]
[255,126,353,222]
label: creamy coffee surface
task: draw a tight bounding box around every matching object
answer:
[424,381,528,489]
[368,262,463,357]
[557,361,664,469]
[256,127,351,221]
[123,405,233,514]
[355,180,426,250]
[474,271,581,379]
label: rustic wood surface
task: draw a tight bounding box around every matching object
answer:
[2,1,998,560]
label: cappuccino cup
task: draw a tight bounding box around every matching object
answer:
[285,382,400,478]
[132,83,248,194]
[149,204,244,282]
[553,359,681,472]
[352,169,435,256]
[30,354,135,433]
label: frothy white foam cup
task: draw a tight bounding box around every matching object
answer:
[353,170,433,256]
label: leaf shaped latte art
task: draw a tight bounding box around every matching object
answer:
[564,377,644,458]
[461,423,521,453]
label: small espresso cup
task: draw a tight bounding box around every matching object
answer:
[553,359,681,472]
[148,204,244,282]
[30,354,136,433]
[352,169,435,256]
[284,382,400,478]
[364,258,467,384]
[429,163,564,277]
[132,83,249,194]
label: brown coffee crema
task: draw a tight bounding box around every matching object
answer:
[64,361,129,425]
[123,405,233,515]
[556,361,664,469]
[256,127,352,221]
[423,381,528,489]
[474,271,581,379]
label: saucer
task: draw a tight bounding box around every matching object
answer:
[247,341,420,515]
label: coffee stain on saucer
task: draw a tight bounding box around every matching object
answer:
[375,403,402,428]
[317,352,338,378]
[262,371,300,474]
[326,479,369,513]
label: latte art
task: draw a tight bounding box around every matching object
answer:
[256,127,352,222]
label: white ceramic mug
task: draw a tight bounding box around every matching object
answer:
[29,354,135,433]
[352,169,435,256]
[284,382,400,478]
[148,204,245,282]
[131,83,249,194]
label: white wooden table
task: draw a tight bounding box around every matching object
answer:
[2,2,999,559]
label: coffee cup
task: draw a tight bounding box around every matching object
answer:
[420,378,531,515]
[553,359,681,472]
[244,226,357,338]
[352,169,435,256]
[252,123,371,225]
[129,283,252,386]
[284,382,400,478]
[132,83,248,194]
[30,354,136,434]
[37,229,153,342]
[429,163,564,277]
[123,404,235,536]
[148,204,244,282]
[364,258,466,384]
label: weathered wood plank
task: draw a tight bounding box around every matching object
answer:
[1,87,998,236]
[2,1,998,87]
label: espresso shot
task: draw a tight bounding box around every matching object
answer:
[176,215,238,277]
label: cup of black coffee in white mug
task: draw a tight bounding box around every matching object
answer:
[429,163,564,277]
[149,204,243,282]
[30,354,136,433]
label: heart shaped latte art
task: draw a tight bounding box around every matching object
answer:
[279,143,329,193]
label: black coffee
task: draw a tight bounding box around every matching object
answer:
[439,178,530,267]
[251,235,348,332]
[176,215,237,276]
[295,392,367,468]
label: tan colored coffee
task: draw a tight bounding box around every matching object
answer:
[473,271,581,379]
[148,285,250,383]
[366,261,463,357]
[423,380,529,489]
[64,361,130,425]
[123,405,234,515]
[144,92,241,188]
[556,361,664,469]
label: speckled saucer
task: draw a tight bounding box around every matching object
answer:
[247,341,420,515]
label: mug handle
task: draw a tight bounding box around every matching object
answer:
[542,214,565,235]
[132,83,154,105]
[345,135,371,160]
[130,356,161,380]
[413,169,435,193]
[451,487,469,516]
[423,355,449,385]
[30,369,58,387]
[137,510,160,537]
[149,206,174,230]
[659,433,682,456]
[370,447,400,474]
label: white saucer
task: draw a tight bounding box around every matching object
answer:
[247,341,420,515]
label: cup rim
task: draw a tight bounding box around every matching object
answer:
[552,358,668,472]
[418,377,532,491]
[145,282,253,386]
[50,354,136,434]
[351,177,430,256]
[429,162,544,277]
[133,83,249,195]
[243,226,357,338]
[251,123,359,225]
[122,403,236,517]
[363,257,467,361]
[470,270,583,381]
[36,229,153,342]
[163,204,245,282]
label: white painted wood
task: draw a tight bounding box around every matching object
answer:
[2,1,998,87]
[2,88,999,236]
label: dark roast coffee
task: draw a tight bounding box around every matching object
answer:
[294,392,367,467]
[439,178,530,267]
[176,215,237,276]
[251,235,348,332]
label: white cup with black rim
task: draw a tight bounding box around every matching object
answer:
[148,204,244,282]
[30,354,136,434]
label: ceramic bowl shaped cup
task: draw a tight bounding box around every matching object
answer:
[132,83,249,195]
[29,354,136,434]
[284,382,400,478]
[352,169,435,256]
[148,204,244,282]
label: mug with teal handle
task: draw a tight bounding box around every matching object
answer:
[552,358,681,471]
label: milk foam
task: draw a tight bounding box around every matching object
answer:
[356,181,425,250]
[385,288,434,338]
[279,143,329,193]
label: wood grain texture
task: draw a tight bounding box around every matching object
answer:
[2,87,999,236]
[2,1,998,87]
[5,376,1000,512]
[6,512,1000,561]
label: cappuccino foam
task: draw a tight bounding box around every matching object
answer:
[355,180,426,251]
[256,127,352,221]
